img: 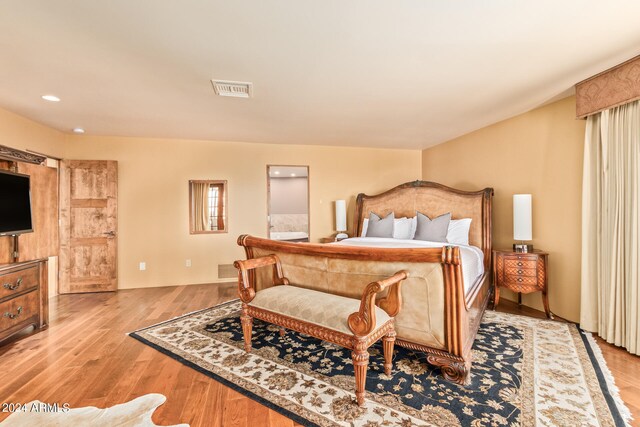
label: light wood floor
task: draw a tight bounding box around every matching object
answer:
[0,283,638,426]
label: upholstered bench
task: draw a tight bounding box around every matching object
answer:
[234,254,407,406]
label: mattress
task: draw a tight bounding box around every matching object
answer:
[333,237,484,294]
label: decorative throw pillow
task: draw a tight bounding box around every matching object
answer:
[393,217,414,240]
[447,218,472,245]
[414,212,451,242]
[365,212,395,238]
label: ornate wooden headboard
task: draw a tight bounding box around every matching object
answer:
[354,181,494,268]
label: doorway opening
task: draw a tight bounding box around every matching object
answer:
[267,165,309,242]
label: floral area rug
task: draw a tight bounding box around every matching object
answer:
[130,300,631,426]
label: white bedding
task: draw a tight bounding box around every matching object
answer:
[333,237,484,294]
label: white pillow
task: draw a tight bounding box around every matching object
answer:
[361,216,418,239]
[447,218,472,245]
[361,218,369,237]
[393,217,414,240]
[409,216,417,239]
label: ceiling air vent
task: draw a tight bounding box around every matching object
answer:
[211,80,253,98]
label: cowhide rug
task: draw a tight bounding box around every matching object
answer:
[0,393,187,427]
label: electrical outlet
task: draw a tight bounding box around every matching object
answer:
[139,262,146,271]
[185,259,192,267]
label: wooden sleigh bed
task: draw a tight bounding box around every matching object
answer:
[237,180,493,383]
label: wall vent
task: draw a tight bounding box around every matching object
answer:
[211,80,253,98]
[218,264,237,279]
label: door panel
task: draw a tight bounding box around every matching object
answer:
[16,162,59,261]
[59,160,117,294]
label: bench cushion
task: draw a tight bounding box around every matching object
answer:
[249,285,391,336]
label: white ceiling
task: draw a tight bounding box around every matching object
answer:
[1,1,639,149]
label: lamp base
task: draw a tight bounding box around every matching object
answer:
[513,243,533,253]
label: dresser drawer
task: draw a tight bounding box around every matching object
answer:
[504,274,538,287]
[504,259,537,269]
[504,266,537,277]
[0,266,39,301]
[0,290,39,331]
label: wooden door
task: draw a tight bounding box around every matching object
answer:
[59,161,117,293]
[16,162,59,262]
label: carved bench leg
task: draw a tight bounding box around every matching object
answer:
[382,331,396,376]
[352,348,369,406]
[240,304,253,353]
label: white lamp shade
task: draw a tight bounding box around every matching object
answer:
[513,194,532,241]
[335,200,347,232]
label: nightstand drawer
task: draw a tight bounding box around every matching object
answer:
[0,290,39,331]
[504,259,537,269]
[504,267,537,277]
[504,274,538,286]
[503,253,538,261]
[0,266,39,301]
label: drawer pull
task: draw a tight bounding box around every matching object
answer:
[3,306,23,320]
[3,278,22,291]
[517,262,523,266]
[517,278,523,282]
[518,270,523,274]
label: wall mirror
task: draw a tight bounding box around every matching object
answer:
[267,165,309,242]
[189,180,227,234]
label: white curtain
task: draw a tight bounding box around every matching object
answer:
[581,100,640,355]
[192,183,210,232]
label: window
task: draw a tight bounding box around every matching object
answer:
[189,180,227,234]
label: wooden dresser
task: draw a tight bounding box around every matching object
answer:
[492,249,552,319]
[0,259,48,343]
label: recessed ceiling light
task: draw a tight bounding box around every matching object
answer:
[41,95,60,102]
[274,171,280,175]
[72,128,85,134]
[290,173,296,177]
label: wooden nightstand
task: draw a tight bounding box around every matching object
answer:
[492,249,552,319]
[319,233,349,243]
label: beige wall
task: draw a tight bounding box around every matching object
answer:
[0,107,65,298]
[65,135,421,289]
[270,177,308,215]
[422,96,585,322]
[0,108,66,158]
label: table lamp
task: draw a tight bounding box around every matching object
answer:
[513,194,533,252]
[335,200,348,240]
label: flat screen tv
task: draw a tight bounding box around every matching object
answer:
[0,169,33,236]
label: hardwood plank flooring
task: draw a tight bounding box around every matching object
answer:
[0,284,637,426]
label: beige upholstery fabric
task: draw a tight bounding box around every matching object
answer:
[252,247,446,349]
[250,285,391,335]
